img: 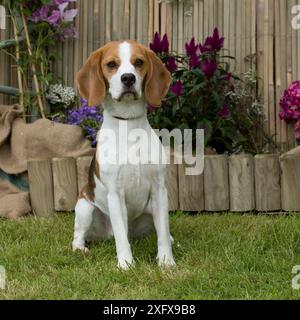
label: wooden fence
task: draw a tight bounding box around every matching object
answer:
[27,154,300,216]
[1,0,300,150]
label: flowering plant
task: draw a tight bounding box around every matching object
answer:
[279,81,300,140]
[2,0,78,118]
[54,98,103,147]
[26,0,78,40]
[148,29,273,154]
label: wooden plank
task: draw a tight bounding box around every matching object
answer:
[254,154,281,212]
[130,0,137,40]
[52,158,78,211]
[280,155,300,212]
[229,154,255,212]
[178,162,204,212]
[279,0,288,150]
[77,156,93,194]
[105,0,112,42]
[177,0,184,54]
[28,159,54,217]
[204,155,229,212]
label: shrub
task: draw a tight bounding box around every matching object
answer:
[148,29,273,154]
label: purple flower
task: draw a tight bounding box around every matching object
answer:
[150,33,169,54]
[199,28,224,53]
[161,34,169,53]
[30,0,78,28]
[58,2,78,22]
[189,54,200,69]
[47,10,61,26]
[170,81,184,96]
[166,57,177,72]
[218,105,231,119]
[30,5,50,23]
[201,59,218,79]
[185,38,198,57]
[222,72,232,81]
[150,32,161,53]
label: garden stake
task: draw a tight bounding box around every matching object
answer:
[10,10,24,112]
[20,4,45,119]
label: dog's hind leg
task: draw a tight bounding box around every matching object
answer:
[72,198,95,253]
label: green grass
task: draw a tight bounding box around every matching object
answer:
[1,212,300,299]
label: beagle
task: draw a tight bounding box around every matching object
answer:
[72,41,175,269]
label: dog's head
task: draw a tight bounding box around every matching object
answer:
[76,41,171,108]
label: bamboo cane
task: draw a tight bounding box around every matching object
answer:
[10,10,24,110]
[19,4,45,119]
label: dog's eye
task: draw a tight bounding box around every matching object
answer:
[134,59,144,67]
[107,61,118,69]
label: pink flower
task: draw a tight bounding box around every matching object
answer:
[199,28,224,53]
[201,59,217,79]
[150,33,169,54]
[170,81,184,96]
[218,105,231,119]
[166,57,177,72]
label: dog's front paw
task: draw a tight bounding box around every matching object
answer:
[117,256,135,270]
[72,243,90,254]
[157,254,176,268]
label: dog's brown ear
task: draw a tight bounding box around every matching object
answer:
[76,49,106,106]
[144,49,172,107]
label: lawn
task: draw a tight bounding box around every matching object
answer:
[1,212,300,300]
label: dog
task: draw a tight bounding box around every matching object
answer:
[72,40,175,270]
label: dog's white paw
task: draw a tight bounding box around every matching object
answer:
[117,257,135,270]
[72,243,90,254]
[157,255,176,268]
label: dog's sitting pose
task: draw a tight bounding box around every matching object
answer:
[72,40,175,269]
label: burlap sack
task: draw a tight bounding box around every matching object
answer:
[0,104,95,218]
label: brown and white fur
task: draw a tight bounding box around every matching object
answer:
[72,40,175,270]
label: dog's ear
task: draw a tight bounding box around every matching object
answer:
[144,49,172,107]
[76,49,106,106]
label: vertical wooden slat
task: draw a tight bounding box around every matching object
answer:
[28,159,54,217]
[255,154,281,212]
[204,155,229,212]
[77,156,93,194]
[229,155,255,212]
[280,155,300,212]
[52,158,78,212]
[178,162,204,212]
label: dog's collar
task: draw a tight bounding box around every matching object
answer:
[112,114,145,121]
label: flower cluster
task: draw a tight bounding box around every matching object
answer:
[29,0,78,40]
[279,81,300,139]
[64,98,103,147]
[46,84,76,107]
[148,29,269,154]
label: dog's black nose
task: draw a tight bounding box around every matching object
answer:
[121,73,136,87]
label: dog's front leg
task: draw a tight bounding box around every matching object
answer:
[151,183,175,268]
[107,191,133,269]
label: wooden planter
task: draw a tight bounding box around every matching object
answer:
[27,153,300,216]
